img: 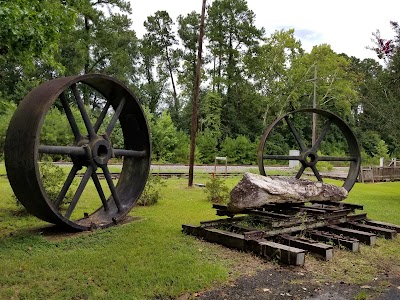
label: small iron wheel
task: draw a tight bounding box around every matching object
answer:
[258,108,361,192]
[5,74,151,230]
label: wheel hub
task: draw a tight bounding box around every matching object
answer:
[301,150,319,167]
[90,138,112,166]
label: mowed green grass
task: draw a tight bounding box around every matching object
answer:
[0,173,399,299]
[0,174,242,300]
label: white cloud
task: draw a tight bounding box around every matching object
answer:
[128,0,400,60]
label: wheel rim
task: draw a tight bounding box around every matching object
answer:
[257,108,361,192]
[5,74,151,230]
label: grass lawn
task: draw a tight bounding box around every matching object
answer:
[0,173,399,299]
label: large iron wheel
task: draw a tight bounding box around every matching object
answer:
[5,74,151,230]
[258,108,361,192]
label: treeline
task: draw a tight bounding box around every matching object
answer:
[1,1,399,164]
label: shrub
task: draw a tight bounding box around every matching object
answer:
[204,176,230,204]
[169,131,191,164]
[14,160,74,209]
[137,174,166,206]
[39,161,72,203]
[196,129,218,164]
[220,135,256,165]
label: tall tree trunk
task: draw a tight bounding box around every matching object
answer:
[83,15,91,105]
[84,16,90,75]
[188,0,206,187]
[164,46,179,118]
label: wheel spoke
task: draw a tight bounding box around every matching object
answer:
[39,145,85,156]
[101,165,122,212]
[295,164,306,179]
[59,92,81,140]
[285,116,306,151]
[94,101,111,133]
[311,165,323,182]
[54,164,79,208]
[64,165,93,219]
[71,84,96,139]
[91,172,109,211]
[319,156,357,162]
[263,154,301,161]
[106,98,126,137]
[311,119,332,152]
[113,149,147,158]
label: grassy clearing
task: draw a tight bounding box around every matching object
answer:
[0,174,399,299]
[0,175,266,300]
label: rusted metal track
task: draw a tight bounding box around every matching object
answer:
[183,202,398,266]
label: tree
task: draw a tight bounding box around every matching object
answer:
[177,11,202,132]
[206,0,264,138]
[245,29,304,125]
[57,1,138,82]
[136,36,169,114]
[288,44,358,117]
[196,129,218,164]
[144,11,181,124]
[202,92,222,135]
[150,110,179,162]
[355,21,400,156]
[0,0,75,102]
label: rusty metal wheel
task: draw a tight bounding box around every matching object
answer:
[258,108,361,192]
[5,74,151,230]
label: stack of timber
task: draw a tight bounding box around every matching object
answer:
[183,174,400,266]
[183,202,399,266]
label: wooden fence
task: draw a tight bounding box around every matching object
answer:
[360,166,400,183]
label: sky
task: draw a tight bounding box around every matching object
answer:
[128,0,400,61]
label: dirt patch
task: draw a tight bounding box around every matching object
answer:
[25,215,142,242]
[195,265,400,300]
[185,237,400,300]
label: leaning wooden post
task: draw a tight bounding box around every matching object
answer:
[188,0,206,187]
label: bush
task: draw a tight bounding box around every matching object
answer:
[0,100,16,159]
[220,135,256,165]
[169,131,191,164]
[196,129,218,164]
[39,161,74,205]
[204,176,230,204]
[137,174,166,206]
[14,160,74,209]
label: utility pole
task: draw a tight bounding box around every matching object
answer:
[188,0,206,187]
[307,64,318,146]
[312,64,317,146]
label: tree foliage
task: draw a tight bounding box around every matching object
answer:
[1,1,398,165]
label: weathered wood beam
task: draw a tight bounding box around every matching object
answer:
[307,230,360,252]
[325,225,376,246]
[346,222,397,239]
[259,241,305,266]
[277,235,333,261]
[365,220,400,233]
